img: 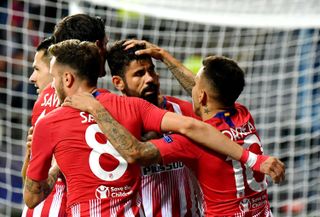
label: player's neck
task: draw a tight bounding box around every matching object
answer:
[200,102,226,121]
[73,82,97,96]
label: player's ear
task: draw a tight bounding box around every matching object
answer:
[112,75,125,91]
[95,39,103,49]
[64,71,74,88]
[199,89,207,106]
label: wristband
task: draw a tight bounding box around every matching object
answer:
[240,149,269,172]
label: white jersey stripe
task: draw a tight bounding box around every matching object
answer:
[177,170,187,216]
[167,101,182,115]
[124,199,134,217]
[90,199,101,217]
[161,172,172,217]
[49,184,65,217]
[21,205,28,217]
[71,203,80,217]
[33,200,45,216]
[142,175,154,217]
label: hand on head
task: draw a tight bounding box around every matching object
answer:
[123,39,165,61]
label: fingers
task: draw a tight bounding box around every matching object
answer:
[123,39,147,50]
[267,158,286,184]
[28,126,33,136]
[26,141,32,150]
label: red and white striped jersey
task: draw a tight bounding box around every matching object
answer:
[23,84,67,217]
[152,103,272,216]
[140,96,203,217]
[27,92,168,216]
[21,179,67,217]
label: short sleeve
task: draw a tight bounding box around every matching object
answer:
[133,97,168,133]
[151,134,200,167]
[27,117,54,181]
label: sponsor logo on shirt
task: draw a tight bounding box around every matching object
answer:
[239,194,267,212]
[95,185,132,199]
[141,162,184,176]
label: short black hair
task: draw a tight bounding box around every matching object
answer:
[53,14,106,43]
[202,56,245,107]
[36,36,54,64]
[107,39,151,78]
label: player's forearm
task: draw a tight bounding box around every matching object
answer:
[21,150,30,183]
[162,112,243,160]
[90,105,161,165]
[23,168,59,208]
[181,118,243,160]
[161,51,195,95]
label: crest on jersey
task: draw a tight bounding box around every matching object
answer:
[95,185,110,199]
[239,198,251,212]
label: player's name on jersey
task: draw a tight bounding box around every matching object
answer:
[141,162,184,176]
[80,112,95,123]
[222,121,255,141]
[40,93,59,107]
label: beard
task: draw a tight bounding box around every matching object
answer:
[124,82,159,106]
[56,79,67,104]
[140,83,159,106]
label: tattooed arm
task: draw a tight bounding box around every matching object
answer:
[123,39,195,95]
[63,93,161,165]
[63,93,285,183]
[23,165,59,208]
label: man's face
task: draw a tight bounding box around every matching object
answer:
[192,67,204,116]
[123,59,160,105]
[49,57,67,103]
[29,51,52,94]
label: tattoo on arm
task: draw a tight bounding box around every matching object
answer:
[25,167,59,201]
[93,108,161,165]
[25,178,42,194]
[164,59,195,95]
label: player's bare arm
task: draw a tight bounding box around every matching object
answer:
[21,126,33,183]
[23,165,59,208]
[123,39,195,95]
[63,93,161,165]
[64,93,285,183]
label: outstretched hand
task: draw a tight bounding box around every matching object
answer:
[255,156,285,184]
[62,92,100,113]
[123,39,165,61]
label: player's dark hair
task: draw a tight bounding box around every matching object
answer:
[53,14,106,43]
[36,36,54,64]
[48,39,100,87]
[107,39,151,78]
[202,56,245,107]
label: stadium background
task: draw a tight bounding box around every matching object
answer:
[0,0,319,216]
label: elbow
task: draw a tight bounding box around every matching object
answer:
[123,143,143,164]
[179,117,200,135]
[124,142,160,166]
[24,193,42,209]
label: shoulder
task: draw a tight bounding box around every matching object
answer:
[234,102,254,121]
[37,106,74,125]
[164,95,191,105]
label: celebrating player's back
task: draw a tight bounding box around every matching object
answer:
[29,92,167,215]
